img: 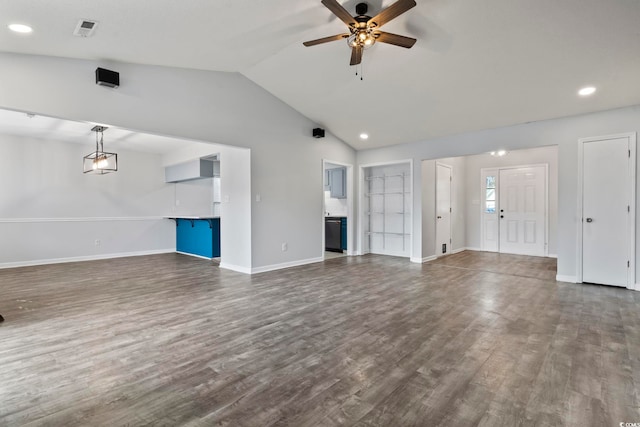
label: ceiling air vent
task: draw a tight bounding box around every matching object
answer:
[73,20,98,37]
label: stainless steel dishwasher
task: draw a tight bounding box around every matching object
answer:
[325,218,342,252]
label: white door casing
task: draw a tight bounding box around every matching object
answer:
[436,163,452,256]
[579,134,636,287]
[498,166,547,256]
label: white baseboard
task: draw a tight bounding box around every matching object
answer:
[411,255,437,263]
[464,247,483,252]
[221,257,325,275]
[548,253,558,259]
[219,262,252,274]
[0,249,175,270]
[412,248,477,263]
[176,251,212,260]
[556,275,578,283]
[250,257,324,274]
[629,284,640,291]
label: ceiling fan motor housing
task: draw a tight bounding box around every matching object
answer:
[355,3,369,16]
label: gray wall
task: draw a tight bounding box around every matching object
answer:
[0,134,175,266]
[0,52,356,271]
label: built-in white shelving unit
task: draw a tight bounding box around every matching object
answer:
[362,163,411,257]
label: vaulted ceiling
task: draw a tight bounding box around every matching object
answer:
[2,0,640,150]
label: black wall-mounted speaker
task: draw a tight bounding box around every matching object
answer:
[95,67,120,88]
[313,128,325,138]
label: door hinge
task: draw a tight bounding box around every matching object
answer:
[629,150,631,158]
[628,261,630,268]
[450,207,452,213]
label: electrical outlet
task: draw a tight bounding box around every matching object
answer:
[281,242,288,252]
[94,239,101,246]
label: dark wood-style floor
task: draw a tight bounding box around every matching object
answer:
[0,251,639,426]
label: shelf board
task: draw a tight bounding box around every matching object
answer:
[366,211,407,215]
[365,173,410,181]
[366,232,410,236]
[365,191,409,196]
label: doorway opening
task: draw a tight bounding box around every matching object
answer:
[436,162,453,256]
[422,146,558,263]
[322,160,353,260]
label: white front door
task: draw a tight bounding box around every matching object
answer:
[582,136,632,286]
[436,163,452,256]
[498,166,546,256]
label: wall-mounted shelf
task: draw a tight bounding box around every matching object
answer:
[365,173,410,181]
[366,211,408,215]
[365,191,410,196]
[366,232,410,236]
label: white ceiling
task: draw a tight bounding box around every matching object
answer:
[2,0,640,150]
[0,109,205,154]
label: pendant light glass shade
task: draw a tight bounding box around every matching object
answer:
[83,126,117,174]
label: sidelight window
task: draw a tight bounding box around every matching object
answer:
[485,176,496,213]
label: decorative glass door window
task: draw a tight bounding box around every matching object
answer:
[485,175,496,213]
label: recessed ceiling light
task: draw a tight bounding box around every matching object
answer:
[578,86,596,96]
[359,133,369,140]
[8,23,33,33]
[490,150,508,157]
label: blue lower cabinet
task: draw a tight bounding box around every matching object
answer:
[211,219,220,257]
[340,217,347,250]
[176,218,220,258]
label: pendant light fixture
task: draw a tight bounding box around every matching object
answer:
[83,125,117,174]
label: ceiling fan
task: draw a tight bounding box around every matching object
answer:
[303,0,417,66]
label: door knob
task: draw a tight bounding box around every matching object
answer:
[500,215,504,218]
[586,218,593,223]
[437,216,442,219]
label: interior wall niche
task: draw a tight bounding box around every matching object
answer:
[362,162,412,258]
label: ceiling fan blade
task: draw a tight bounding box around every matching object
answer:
[350,45,363,66]
[321,0,358,27]
[303,34,350,47]
[375,31,417,48]
[368,0,417,28]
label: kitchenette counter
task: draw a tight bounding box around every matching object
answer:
[165,217,220,258]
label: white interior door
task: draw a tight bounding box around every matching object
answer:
[582,137,632,286]
[436,163,452,256]
[498,166,546,256]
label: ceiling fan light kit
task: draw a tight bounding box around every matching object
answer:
[303,0,417,68]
